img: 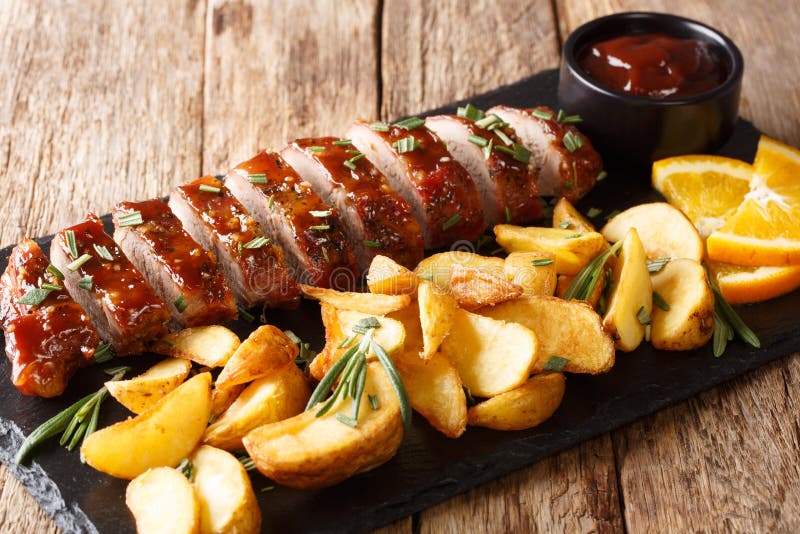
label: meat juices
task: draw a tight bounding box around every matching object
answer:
[280,137,424,271]
[169,176,299,309]
[346,120,485,249]
[112,199,237,327]
[225,152,360,290]
[50,215,170,356]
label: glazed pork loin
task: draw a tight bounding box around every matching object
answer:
[169,176,299,309]
[280,137,424,271]
[487,105,603,202]
[346,119,485,249]
[50,215,170,356]
[112,199,238,327]
[225,151,360,290]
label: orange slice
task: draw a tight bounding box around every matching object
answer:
[707,261,800,304]
[706,136,800,266]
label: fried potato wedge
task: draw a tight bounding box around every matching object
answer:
[602,229,653,352]
[210,384,245,418]
[449,265,523,310]
[552,198,597,233]
[440,309,538,397]
[418,281,458,360]
[299,284,410,314]
[82,373,212,479]
[310,305,406,380]
[467,373,565,431]
[215,325,298,389]
[126,467,200,534]
[204,363,310,451]
[650,258,715,350]
[153,325,240,367]
[503,252,557,297]
[243,363,403,489]
[414,251,505,293]
[482,296,615,374]
[366,255,419,295]
[494,224,607,275]
[601,202,704,261]
[190,445,261,534]
[393,348,466,438]
[106,358,192,414]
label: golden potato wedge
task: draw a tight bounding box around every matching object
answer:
[552,198,597,233]
[393,348,466,438]
[414,251,505,293]
[366,255,419,295]
[449,265,523,310]
[503,252,557,297]
[153,325,241,367]
[82,373,212,479]
[601,202,704,261]
[467,373,565,431]
[243,363,403,489]
[493,224,607,275]
[387,299,423,350]
[310,305,406,380]
[106,358,192,415]
[204,363,310,451]
[299,284,410,314]
[650,258,714,350]
[418,281,458,360]
[215,325,298,389]
[190,446,261,534]
[210,384,245,418]
[602,229,653,352]
[126,467,200,534]
[440,308,538,397]
[481,296,615,374]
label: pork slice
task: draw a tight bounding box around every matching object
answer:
[346,120,484,249]
[280,137,424,270]
[225,151,360,290]
[50,215,170,356]
[169,176,299,309]
[487,105,603,202]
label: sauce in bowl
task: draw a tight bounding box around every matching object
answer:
[578,32,727,99]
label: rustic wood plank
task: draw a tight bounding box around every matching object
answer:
[0,464,58,534]
[202,0,380,174]
[381,2,624,531]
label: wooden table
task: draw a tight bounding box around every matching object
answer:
[1,1,799,532]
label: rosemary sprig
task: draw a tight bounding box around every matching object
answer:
[177,457,195,481]
[564,241,623,301]
[284,329,316,374]
[706,267,760,356]
[238,453,256,471]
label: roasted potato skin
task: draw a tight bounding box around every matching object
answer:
[449,264,523,310]
[503,252,557,297]
[366,255,419,295]
[417,281,458,359]
[299,284,410,314]
[215,325,298,388]
[106,358,192,414]
[414,251,505,293]
[468,373,565,431]
[153,325,240,367]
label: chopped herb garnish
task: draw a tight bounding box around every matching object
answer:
[636,306,651,325]
[442,214,462,231]
[482,138,494,160]
[394,116,425,130]
[368,394,379,410]
[348,152,364,162]
[564,232,583,239]
[494,143,531,164]
[605,209,620,220]
[597,170,608,182]
[494,128,513,146]
[238,454,256,471]
[556,109,583,124]
[586,207,602,218]
[335,413,358,428]
[468,134,488,147]
[66,254,92,271]
[93,244,113,261]
[532,109,554,120]
[174,295,187,313]
[238,306,255,323]
[393,137,420,154]
[310,224,330,231]
[344,160,357,170]
[456,103,484,121]
[531,258,554,266]
[17,287,53,306]
[65,230,79,258]
[474,114,500,129]
[267,194,275,209]
[558,221,571,229]
[463,386,477,407]
[261,486,275,493]
[47,264,64,280]
[117,211,143,227]
[543,356,568,372]
[309,210,332,218]
[78,276,93,290]
[248,173,267,184]
[333,139,352,146]
[504,206,512,223]
[364,240,382,249]
[308,146,326,153]
[647,257,671,273]
[565,241,623,301]
[243,236,270,249]
[198,184,221,193]
[40,283,62,292]
[93,342,114,363]
[562,131,584,153]
[321,247,330,262]
[369,122,390,132]
[177,458,195,482]
[653,291,670,311]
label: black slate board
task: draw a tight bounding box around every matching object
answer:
[0,69,794,534]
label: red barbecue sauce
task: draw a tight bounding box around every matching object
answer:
[578,33,727,99]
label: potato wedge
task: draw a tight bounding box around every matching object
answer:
[601,202,704,261]
[299,284,410,314]
[555,268,608,307]
[106,358,192,414]
[650,258,714,350]
[503,252,557,297]
[243,363,403,489]
[126,467,200,534]
[190,446,261,534]
[215,325,298,389]
[602,229,653,352]
[204,363,310,451]
[210,384,246,418]
[449,265,523,310]
[414,251,505,293]
[552,198,597,233]
[440,308,538,397]
[467,373,565,431]
[418,281,458,360]
[82,373,212,479]
[366,255,419,295]
[481,296,615,374]
[493,224,607,275]
[153,325,240,367]
[393,348,466,438]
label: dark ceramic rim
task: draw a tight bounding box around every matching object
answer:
[562,12,744,106]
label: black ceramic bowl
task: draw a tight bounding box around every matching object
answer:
[558,12,744,170]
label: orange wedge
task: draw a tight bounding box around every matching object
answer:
[706,136,800,266]
[652,154,752,237]
[707,261,800,304]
